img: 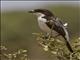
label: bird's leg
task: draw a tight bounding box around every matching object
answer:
[41,33,49,45]
[50,24,61,39]
[43,33,50,39]
[49,25,54,38]
[45,33,60,39]
[53,34,60,38]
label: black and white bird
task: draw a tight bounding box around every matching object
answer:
[29,9,73,53]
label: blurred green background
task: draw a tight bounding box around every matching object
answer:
[1,1,80,60]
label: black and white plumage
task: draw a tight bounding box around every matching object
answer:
[29,9,73,52]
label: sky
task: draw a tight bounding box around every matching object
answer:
[1,1,80,12]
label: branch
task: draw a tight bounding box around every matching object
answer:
[33,33,80,60]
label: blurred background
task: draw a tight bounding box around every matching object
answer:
[1,1,80,60]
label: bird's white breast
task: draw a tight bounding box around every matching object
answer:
[37,16,59,36]
[38,17,51,33]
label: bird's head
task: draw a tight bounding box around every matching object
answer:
[28,9,54,17]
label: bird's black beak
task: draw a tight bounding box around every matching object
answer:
[28,10,35,13]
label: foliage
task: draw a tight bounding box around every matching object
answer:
[0,46,30,60]
[33,33,80,60]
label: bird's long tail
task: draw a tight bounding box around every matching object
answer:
[62,26,73,53]
[64,36,73,53]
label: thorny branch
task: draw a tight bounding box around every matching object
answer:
[0,46,30,60]
[33,33,80,60]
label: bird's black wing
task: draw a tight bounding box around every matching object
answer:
[45,17,66,37]
[53,19,66,37]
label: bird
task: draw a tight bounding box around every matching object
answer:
[28,9,73,53]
